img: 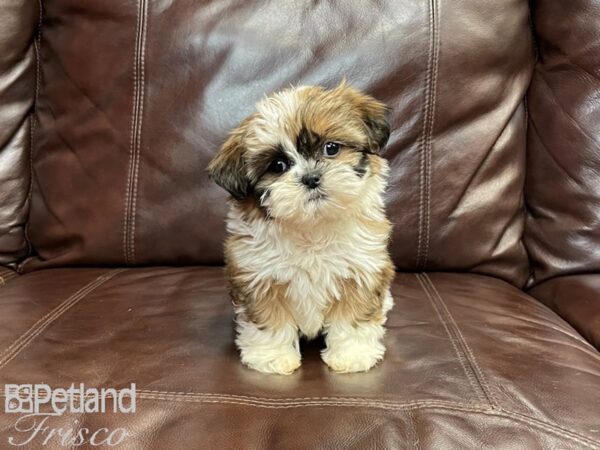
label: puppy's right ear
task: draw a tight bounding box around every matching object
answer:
[208,128,251,200]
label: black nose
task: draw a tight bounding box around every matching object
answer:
[302,173,321,189]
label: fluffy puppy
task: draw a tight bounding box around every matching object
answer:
[208,81,395,375]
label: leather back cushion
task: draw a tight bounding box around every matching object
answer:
[25,0,534,286]
[525,0,600,285]
[0,0,39,265]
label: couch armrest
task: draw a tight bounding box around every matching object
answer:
[524,0,600,285]
[529,275,600,349]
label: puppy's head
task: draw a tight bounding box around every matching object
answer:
[208,81,391,223]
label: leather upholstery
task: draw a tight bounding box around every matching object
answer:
[530,274,600,349]
[23,0,533,286]
[525,0,600,284]
[0,268,599,448]
[0,267,18,286]
[0,0,39,265]
[0,0,599,448]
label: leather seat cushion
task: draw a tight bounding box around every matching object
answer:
[0,268,598,448]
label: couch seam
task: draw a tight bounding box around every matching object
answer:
[137,398,479,412]
[0,389,596,447]
[416,0,440,270]
[122,1,139,266]
[497,408,600,449]
[133,395,600,448]
[123,0,148,266]
[415,274,489,405]
[84,391,600,448]
[421,273,497,407]
[416,0,432,269]
[138,394,475,407]
[130,0,148,265]
[423,0,440,269]
[0,269,125,371]
[135,391,475,405]
[0,388,484,408]
[23,0,43,261]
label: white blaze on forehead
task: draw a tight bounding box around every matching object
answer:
[248,87,308,154]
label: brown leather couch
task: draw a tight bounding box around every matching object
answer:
[1,0,599,448]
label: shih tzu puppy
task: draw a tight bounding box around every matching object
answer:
[208,81,394,375]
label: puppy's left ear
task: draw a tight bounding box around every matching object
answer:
[336,81,391,153]
[207,126,252,200]
[360,98,391,153]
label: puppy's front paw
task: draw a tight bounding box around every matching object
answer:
[236,319,301,375]
[240,347,301,375]
[322,342,385,373]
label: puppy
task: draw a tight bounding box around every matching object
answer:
[208,81,395,375]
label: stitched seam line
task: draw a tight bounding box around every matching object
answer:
[122,3,139,265]
[0,389,478,411]
[137,396,483,411]
[498,408,600,449]
[132,396,600,447]
[0,390,596,448]
[124,0,142,265]
[415,274,488,404]
[416,0,434,269]
[0,388,479,408]
[129,0,148,265]
[0,269,125,370]
[423,274,497,406]
[137,393,477,409]
[123,0,148,266]
[137,391,476,405]
[416,0,440,269]
[0,387,485,410]
[0,389,485,411]
[422,0,440,269]
[421,274,497,407]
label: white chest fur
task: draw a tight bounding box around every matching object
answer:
[226,207,389,338]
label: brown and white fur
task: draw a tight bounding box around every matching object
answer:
[208,81,395,375]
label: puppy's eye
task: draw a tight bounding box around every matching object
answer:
[323,142,340,157]
[268,158,289,174]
